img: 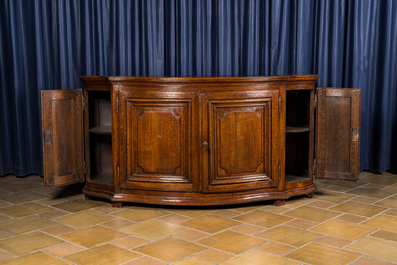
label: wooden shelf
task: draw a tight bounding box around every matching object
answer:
[89,126,112,134]
[286,126,309,133]
[285,173,310,183]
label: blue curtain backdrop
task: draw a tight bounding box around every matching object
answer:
[0,0,396,176]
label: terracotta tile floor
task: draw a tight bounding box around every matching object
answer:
[1,172,397,264]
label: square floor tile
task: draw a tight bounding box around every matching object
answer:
[284,218,319,229]
[211,209,242,218]
[0,202,52,217]
[1,251,71,265]
[376,196,397,209]
[65,244,141,265]
[0,231,64,255]
[257,242,296,255]
[39,209,69,219]
[158,213,190,224]
[0,215,57,234]
[60,226,127,248]
[102,218,135,229]
[286,243,362,265]
[193,249,233,264]
[330,201,386,217]
[55,210,114,228]
[181,215,240,233]
[315,190,355,203]
[0,191,48,204]
[284,206,340,223]
[346,237,397,263]
[198,230,266,254]
[173,258,211,265]
[257,225,322,246]
[233,210,292,228]
[173,229,210,241]
[0,249,14,262]
[112,207,169,222]
[134,237,206,263]
[311,219,376,240]
[124,257,167,265]
[41,224,76,235]
[45,242,85,256]
[112,236,150,249]
[52,199,105,212]
[371,230,397,242]
[360,173,397,185]
[336,213,368,223]
[231,223,266,235]
[315,235,353,248]
[353,256,397,265]
[347,188,394,199]
[221,250,300,265]
[120,219,186,240]
[363,214,397,233]
[166,208,215,217]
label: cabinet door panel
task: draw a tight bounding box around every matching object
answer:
[119,91,198,192]
[41,89,85,186]
[316,88,361,180]
[202,90,281,193]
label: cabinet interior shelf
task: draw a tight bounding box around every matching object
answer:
[285,173,310,183]
[89,126,112,134]
[286,126,310,133]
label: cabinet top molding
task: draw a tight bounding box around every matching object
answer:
[80,75,319,85]
[80,75,319,92]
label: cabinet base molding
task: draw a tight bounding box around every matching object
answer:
[82,183,317,207]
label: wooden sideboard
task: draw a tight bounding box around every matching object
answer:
[41,76,361,207]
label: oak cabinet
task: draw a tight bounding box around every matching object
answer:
[41,76,361,207]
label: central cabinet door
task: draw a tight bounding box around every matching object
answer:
[118,90,199,192]
[201,90,282,193]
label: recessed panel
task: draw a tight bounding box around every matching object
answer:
[217,107,263,176]
[136,108,183,175]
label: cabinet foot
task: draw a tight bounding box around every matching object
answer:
[84,195,91,201]
[112,202,124,208]
[274,199,285,206]
[307,192,315,198]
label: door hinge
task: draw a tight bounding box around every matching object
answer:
[82,94,85,110]
[117,166,120,182]
[278,95,282,113]
[116,95,119,114]
[314,94,318,109]
[313,159,316,176]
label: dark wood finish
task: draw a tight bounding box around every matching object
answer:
[201,90,281,193]
[42,75,360,206]
[41,89,85,186]
[316,87,361,180]
[118,90,198,192]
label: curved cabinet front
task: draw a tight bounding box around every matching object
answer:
[44,76,320,207]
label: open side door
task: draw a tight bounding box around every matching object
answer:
[315,87,361,180]
[41,89,86,186]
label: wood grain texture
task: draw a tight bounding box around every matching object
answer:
[41,89,85,186]
[316,87,361,180]
[41,76,357,206]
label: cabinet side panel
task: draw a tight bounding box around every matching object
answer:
[41,90,85,186]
